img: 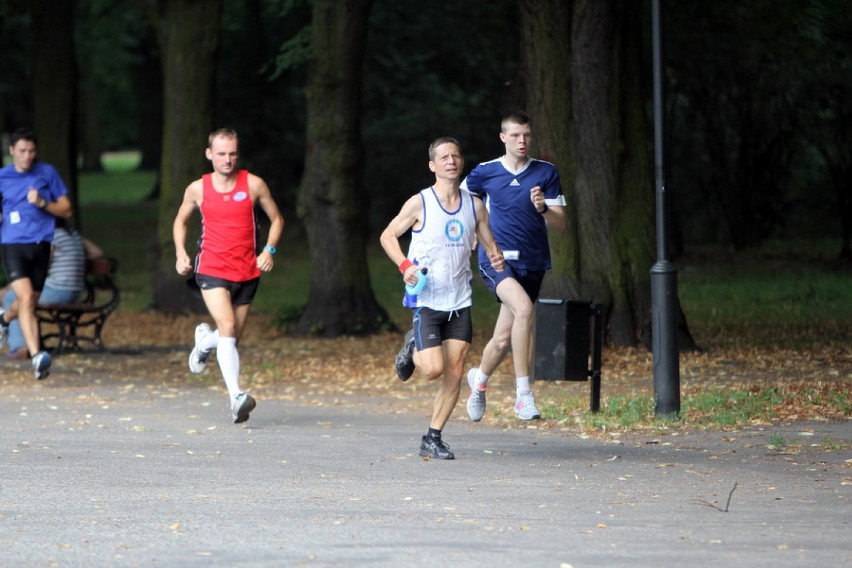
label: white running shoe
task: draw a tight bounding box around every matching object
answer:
[32,350,52,381]
[231,392,256,424]
[466,368,486,422]
[188,323,212,374]
[515,391,541,420]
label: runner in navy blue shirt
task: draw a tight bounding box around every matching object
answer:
[0,128,73,379]
[461,111,566,421]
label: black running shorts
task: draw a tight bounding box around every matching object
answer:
[2,242,52,292]
[410,306,472,350]
[194,273,260,305]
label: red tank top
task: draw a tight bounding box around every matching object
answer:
[196,169,260,282]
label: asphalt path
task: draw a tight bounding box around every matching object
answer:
[1,355,849,567]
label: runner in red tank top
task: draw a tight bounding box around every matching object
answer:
[197,169,259,282]
[173,129,284,424]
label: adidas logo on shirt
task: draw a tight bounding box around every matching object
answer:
[510,179,521,186]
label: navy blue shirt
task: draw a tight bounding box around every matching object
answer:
[462,157,564,271]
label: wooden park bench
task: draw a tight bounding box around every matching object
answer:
[36,257,120,354]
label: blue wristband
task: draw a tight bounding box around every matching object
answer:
[263,245,277,254]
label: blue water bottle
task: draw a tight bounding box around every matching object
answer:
[405,268,428,295]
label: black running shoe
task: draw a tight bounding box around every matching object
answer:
[419,435,454,460]
[394,329,415,381]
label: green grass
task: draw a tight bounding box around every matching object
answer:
[584,396,656,429]
[101,150,143,172]
[679,269,851,329]
[678,243,852,347]
[79,170,156,204]
[79,151,157,207]
[80,201,158,309]
[683,388,788,427]
[79,151,155,204]
[768,433,789,449]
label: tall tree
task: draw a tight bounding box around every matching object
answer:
[517,0,578,298]
[133,26,163,173]
[518,0,661,348]
[144,0,222,311]
[294,0,389,336]
[31,0,79,224]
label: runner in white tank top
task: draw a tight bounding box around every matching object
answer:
[380,137,504,459]
[402,186,477,312]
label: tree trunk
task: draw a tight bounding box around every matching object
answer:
[147,0,221,312]
[518,0,580,299]
[519,0,659,347]
[134,28,163,174]
[31,0,79,226]
[78,66,105,172]
[294,0,390,337]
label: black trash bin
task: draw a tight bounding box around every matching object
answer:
[534,299,603,412]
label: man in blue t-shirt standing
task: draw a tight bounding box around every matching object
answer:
[0,128,73,379]
[461,111,567,421]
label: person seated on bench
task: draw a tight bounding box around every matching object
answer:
[0,219,103,359]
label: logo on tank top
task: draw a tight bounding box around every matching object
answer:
[234,191,249,202]
[444,219,464,242]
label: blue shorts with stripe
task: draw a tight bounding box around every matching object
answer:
[478,262,545,304]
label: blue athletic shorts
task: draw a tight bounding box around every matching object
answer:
[478,262,546,304]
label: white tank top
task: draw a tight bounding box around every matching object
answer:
[403,187,477,311]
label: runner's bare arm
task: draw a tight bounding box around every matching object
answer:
[173,180,203,276]
[250,174,284,272]
[473,197,504,272]
[379,194,425,286]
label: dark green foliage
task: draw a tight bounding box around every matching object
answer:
[665,0,851,253]
[361,0,519,227]
[2,0,848,255]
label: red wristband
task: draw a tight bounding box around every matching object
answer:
[398,259,414,274]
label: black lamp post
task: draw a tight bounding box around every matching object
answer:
[650,0,680,416]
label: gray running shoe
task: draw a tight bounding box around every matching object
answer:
[466,368,486,422]
[419,435,454,460]
[231,392,256,424]
[394,329,415,381]
[188,323,212,374]
[32,350,52,381]
[514,391,541,420]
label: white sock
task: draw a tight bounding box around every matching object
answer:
[516,376,531,396]
[201,328,220,352]
[216,336,241,399]
[475,370,490,389]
